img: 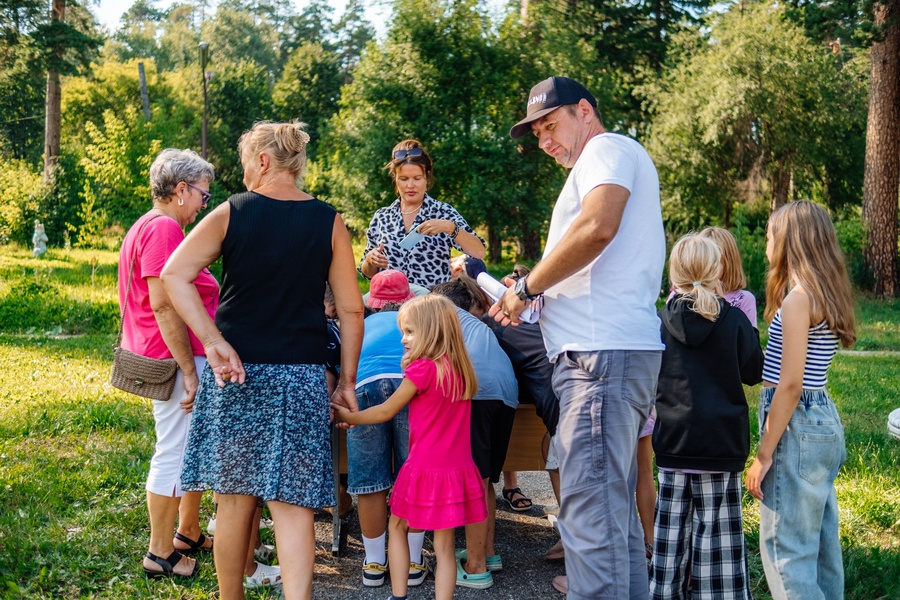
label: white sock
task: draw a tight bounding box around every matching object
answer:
[362,532,386,566]
[408,531,426,565]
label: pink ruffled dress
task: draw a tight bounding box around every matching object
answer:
[389,358,487,530]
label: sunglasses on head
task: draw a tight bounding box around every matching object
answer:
[392,147,424,160]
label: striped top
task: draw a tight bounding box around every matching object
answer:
[762,308,839,389]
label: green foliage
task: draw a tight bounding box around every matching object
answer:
[834,205,875,289]
[272,41,343,157]
[0,36,46,165]
[202,6,279,78]
[730,201,771,300]
[0,158,45,244]
[75,107,160,242]
[642,2,868,225]
[206,60,275,193]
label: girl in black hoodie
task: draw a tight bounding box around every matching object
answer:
[650,234,763,600]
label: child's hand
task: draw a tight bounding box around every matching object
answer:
[330,384,358,429]
[745,455,771,500]
[331,403,353,427]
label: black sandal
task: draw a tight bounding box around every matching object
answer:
[502,487,533,512]
[143,550,198,579]
[173,531,213,554]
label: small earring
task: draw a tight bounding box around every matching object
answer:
[178,196,184,206]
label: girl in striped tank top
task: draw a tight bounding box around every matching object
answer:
[745,201,856,600]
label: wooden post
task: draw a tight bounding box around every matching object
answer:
[138,62,151,120]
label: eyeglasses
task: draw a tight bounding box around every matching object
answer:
[392,147,424,160]
[185,182,211,204]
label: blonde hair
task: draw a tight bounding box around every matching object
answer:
[764,201,856,347]
[699,227,747,294]
[238,121,310,185]
[398,295,478,400]
[669,233,722,321]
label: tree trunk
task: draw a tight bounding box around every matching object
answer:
[488,225,502,263]
[518,227,542,261]
[770,167,791,213]
[43,0,65,183]
[862,0,900,297]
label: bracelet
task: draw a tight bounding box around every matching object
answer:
[450,223,460,239]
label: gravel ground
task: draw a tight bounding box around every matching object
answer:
[306,471,565,600]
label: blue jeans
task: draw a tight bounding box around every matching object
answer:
[759,387,846,600]
[552,350,660,600]
[347,378,409,495]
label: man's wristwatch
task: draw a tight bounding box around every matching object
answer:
[514,275,540,301]
[450,223,460,239]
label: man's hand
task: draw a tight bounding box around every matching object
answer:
[488,282,527,327]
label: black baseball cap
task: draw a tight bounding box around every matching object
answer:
[509,76,597,139]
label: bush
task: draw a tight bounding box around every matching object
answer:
[834,207,874,290]
[731,202,769,301]
[0,159,45,245]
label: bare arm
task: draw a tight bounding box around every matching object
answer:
[161,203,245,386]
[489,183,629,324]
[333,378,417,425]
[147,276,199,411]
[417,218,486,259]
[329,214,366,418]
[745,288,810,500]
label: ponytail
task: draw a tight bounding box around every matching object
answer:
[669,234,722,322]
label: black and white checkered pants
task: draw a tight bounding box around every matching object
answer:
[650,470,753,600]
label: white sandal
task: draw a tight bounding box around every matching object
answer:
[244,561,282,589]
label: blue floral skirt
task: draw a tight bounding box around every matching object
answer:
[181,362,335,508]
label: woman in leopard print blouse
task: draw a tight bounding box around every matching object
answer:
[359,139,486,289]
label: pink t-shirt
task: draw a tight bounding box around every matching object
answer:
[117,214,219,359]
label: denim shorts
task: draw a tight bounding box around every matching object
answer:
[346,378,409,495]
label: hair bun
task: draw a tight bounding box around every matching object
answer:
[293,123,310,149]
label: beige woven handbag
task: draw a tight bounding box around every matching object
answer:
[110,215,178,399]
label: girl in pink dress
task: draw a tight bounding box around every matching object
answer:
[334,294,487,600]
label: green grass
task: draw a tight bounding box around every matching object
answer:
[854,295,900,351]
[0,244,898,598]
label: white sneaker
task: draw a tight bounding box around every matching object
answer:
[254,543,275,562]
[244,562,282,589]
[362,561,387,587]
[208,515,272,536]
[408,559,430,586]
[889,407,900,440]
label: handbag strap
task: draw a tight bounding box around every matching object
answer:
[115,214,164,347]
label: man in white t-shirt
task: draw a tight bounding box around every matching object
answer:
[491,77,665,600]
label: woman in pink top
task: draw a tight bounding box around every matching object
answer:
[118,148,217,579]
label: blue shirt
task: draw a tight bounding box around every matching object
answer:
[356,312,405,388]
[454,307,518,408]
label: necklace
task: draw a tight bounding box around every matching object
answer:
[400,205,421,215]
[152,207,178,220]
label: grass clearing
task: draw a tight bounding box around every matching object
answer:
[0,244,898,598]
